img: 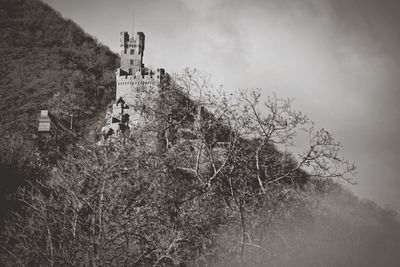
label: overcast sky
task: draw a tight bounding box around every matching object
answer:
[42,0,400,211]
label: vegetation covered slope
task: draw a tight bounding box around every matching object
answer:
[1,138,399,266]
[0,0,118,223]
[0,0,118,137]
[0,0,399,266]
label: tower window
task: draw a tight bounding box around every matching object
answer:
[130,49,134,55]
[130,60,134,65]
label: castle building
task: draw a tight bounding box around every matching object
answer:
[101,24,217,148]
[102,28,166,140]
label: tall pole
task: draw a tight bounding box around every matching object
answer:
[69,114,73,130]
[131,9,135,36]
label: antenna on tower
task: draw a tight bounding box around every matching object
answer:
[131,9,135,36]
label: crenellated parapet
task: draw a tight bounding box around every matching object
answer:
[102,27,167,142]
[116,67,165,101]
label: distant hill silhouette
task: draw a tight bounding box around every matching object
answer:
[0,0,118,137]
[0,1,400,266]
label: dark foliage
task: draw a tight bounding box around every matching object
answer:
[0,1,399,266]
[0,0,118,228]
[0,0,118,137]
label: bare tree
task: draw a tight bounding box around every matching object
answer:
[0,69,356,266]
[147,69,356,191]
[156,69,356,263]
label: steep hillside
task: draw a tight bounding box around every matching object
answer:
[0,1,399,266]
[1,139,399,266]
[0,0,118,137]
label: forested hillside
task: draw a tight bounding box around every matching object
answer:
[1,136,399,266]
[0,0,118,137]
[0,0,117,226]
[0,0,400,266]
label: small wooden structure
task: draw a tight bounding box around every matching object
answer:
[38,110,53,134]
[37,110,76,137]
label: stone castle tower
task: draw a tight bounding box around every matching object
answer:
[100,23,226,155]
[102,27,166,140]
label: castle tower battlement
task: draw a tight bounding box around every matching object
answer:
[119,31,145,74]
[116,30,166,103]
[101,26,167,141]
[116,67,165,101]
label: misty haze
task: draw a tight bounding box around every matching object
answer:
[0,0,400,266]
